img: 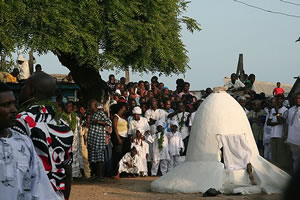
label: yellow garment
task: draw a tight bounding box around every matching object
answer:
[80,126,91,178]
[115,114,128,137]
[5,73,17,83]
[0,72,17,83]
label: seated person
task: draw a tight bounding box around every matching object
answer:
[114,147,138,179]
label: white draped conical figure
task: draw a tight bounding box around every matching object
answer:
[151,90,290,194]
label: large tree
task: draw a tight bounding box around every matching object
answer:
[0,0,200,102]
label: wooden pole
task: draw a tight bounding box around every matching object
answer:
[236,54,244,82]
[29,51,34,74]
[125,67,130,84]
[0,52,5,71]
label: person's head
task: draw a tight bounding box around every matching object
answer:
[35,64,42,72]
[295,92,300,107]
[230,73,237,83]
[183,82,190,93]
[115,82,121,90]
[19,72,56,105]
[132,106,142,121]
[128,98,137,110]
[57,101,64,114]
[159,82,164,90]
[79,105,86,116]
[115,102,128,116]
[277,82,281,88]
[276,94,285,107]
[147,91,154,100]
[266,97,275,109]
[17,55,25,65]
[164,99,172,111]
[138,81,144,89]
[248,74,255,83]
[65,101,73,114]
[89,99,99,113]
[176,101,185,113]
[140,103,148,114]
[151,76,158,84]
[151,82,158,91]
[108,74,115,84]
[0,83,17,130]
[131,147,138,157]
[144,81,150,91]
[139,96,146,105]
[136,129,142,139]
[11,68,19,77]
[67,72,73,82]
[171,122,178,133]
[205,87,213,96]
[176,78,184,86]
[238,96,247,108]
[120,77,126,85]
[150,98,158,109]
[252,100,262,112]
[72,103,79,112]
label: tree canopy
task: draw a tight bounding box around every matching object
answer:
[0,0,200,101]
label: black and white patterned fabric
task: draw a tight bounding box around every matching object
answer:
[87,110,112,163]
[13,105,73,195]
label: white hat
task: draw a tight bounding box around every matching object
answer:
[132,106,142,114]
[17,55,26,62]
[170,121,179,127]
[156,120,165,127]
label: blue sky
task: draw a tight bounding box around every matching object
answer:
[22,0,300,90]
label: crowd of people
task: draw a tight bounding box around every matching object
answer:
[0,61,299,199]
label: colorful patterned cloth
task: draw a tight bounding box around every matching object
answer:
[13,105,73,194]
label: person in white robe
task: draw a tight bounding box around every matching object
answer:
[114,147,139,179]
[263,98,275,161]
[128,106,150,137]
[145,98,168,163]
[148,120,170,176]
[131,129,149,176]
[145,98,168,135]
[16,55,35,80]
[168,101,190,155]
[167,121,184,171]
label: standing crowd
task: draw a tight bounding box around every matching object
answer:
[0,65,299,200]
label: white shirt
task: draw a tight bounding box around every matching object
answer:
[128,117,150,136]
[145,108,167,135]
[151,132,170,161]
[224,79,245,89]
[170,112,190,139]
[269,106,288,138]
[285,106,300,145]
[167,131,184,156]
[189,112,196,127]
[0,129,62,200]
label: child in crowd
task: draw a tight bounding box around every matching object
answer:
[150,120,170,176]
[167,121,184,171]
[131,129,149,177]
[114,147,138,179]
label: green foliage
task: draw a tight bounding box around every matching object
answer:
[0,0,200,75]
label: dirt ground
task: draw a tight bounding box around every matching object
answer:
[70,177,281,200]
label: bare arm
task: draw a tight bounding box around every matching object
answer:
[112,115,122,144]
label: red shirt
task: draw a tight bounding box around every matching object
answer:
[273,87,284,95]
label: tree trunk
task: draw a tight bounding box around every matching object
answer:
[56,52,110,104]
